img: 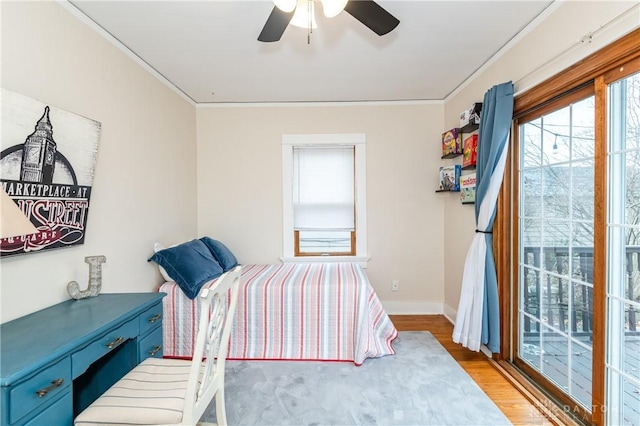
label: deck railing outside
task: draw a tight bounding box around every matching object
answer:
[520,245,640,421]
[521,245,640,335]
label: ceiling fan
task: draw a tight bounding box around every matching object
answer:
[258,0,400,43]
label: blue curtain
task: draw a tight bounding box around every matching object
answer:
[453,81,514,352]
[475,81,514,352]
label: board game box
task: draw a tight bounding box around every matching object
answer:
[460,172,477,204]
[459,102,483,128]
[438,164,461,191]
[441,128,462,158]
[462,134,478,168]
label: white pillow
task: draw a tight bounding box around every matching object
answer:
[153,242,174,282]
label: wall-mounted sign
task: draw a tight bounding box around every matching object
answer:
[1,89,101,257]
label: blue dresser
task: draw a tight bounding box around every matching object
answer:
[0,293,165,426]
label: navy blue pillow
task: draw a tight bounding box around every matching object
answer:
[148,239,223,299]
[199,237,238,272]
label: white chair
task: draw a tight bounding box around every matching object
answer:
[74,265,242,426]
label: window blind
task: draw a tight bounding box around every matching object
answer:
[293,146,354,231]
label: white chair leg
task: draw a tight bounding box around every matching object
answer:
[215,387,227,426]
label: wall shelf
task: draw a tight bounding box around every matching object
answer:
[439,113,480,196]
[441,152,462,159]
[460,122,479,133]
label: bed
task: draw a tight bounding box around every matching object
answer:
[158,262,398,365]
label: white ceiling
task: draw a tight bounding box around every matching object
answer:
[67,0,554,104]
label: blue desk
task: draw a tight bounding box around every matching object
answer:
[0,293,165,426]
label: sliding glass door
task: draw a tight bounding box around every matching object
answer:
[606,67,640,426]
[517,91,596,414]
[503,31,640,426]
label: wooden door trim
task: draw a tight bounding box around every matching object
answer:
[514,28,640,116]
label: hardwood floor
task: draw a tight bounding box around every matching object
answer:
[389,315,556,426]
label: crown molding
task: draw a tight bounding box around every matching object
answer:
[197,99,443,108]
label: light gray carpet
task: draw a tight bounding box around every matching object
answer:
[205,331,511,425]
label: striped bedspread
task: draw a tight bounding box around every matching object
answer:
[159,263,398,365]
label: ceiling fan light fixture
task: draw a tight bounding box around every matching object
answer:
[290,0,317,29]
[273,0,297,13]
[258,0,399,43]
[320,0,348,18]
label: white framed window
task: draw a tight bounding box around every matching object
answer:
[293,145,355,256]
[282,133,368,267]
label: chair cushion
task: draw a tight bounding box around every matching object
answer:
[74,358,192,425]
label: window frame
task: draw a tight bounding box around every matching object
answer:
[281,133,368,267]
[294,230,356,257]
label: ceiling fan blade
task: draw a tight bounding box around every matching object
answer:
[343,0,399,36]
[258,6,295,42]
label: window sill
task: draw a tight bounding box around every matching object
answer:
[280,255,369,268]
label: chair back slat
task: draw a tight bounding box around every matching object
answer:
[183,265,241,424]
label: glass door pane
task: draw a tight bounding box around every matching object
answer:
[518,96,595,410]
[606,69,640,426]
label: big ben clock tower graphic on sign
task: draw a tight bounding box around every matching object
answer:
[1,89,101,257]
[20,106,57,183]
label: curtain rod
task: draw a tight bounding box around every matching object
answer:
[513,4,639,98]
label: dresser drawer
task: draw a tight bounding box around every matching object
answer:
[9,357,71,425]
[138,326,163,361]
[23,391,72,426]
[138,302,163,335]
[71,318,138,379]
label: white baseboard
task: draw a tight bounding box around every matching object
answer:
[382,301,444,315]
[443,304,457,324]
[442,304,493,358]
[480,345,492,358]
[388,302,493,357]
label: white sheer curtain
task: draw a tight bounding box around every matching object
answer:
[452,140,509,351]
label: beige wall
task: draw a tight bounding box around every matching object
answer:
[196,104,446,311]
[1,2,197,322]
[442,1,639,319]
[3,0,637,324]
